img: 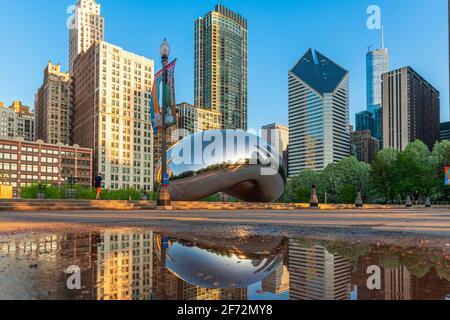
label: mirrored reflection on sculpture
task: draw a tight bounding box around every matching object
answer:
[155,130,287,202]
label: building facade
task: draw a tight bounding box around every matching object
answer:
[69,0,105,71]
[261,123,289,159]
[0,138,92,197]
[350,130,380,164]
[366,48,388,147]
[194,4,248,130]
[0,101,35,142]
[355,111,375,134]
[288,49,350,176]
[96,231,153,300]
[441,122,450,141]
[382,67,440,151]
[288,240,352,300]
[72,41,154,191]
[35,61,71,145]
[177,102,222,134]
[367,48,389,114]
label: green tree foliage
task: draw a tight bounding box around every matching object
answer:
[369,148,399,202]
[282,140,450,204]
[394,140,434,199]
[281,169,321,203]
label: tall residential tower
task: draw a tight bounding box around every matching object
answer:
[72,41,154,191]
[194,4,248,130]
[288,49,350,176]
[69,0,105,71]
[382,67,440,151]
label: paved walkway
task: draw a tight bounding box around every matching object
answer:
[0,208,449,235]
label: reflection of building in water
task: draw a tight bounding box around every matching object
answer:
[96,232,153,300]
[355,255,450,300]
[262,263,289,294]
[177,279,247,300]
[288,240,352,300]
[0,234,98,300]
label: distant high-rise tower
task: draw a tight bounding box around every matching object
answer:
[382,67,440,151]
[69,0,104,71]
[366,29,388,147]
[35,61,71,145]
[194,4,248,130]
[288,49,350,176]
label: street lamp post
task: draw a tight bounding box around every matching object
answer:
[158,39,171,207]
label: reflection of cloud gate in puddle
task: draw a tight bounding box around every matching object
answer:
[156,130,287,202]
[165,238,285,289]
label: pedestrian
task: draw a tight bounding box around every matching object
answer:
[95,173,103,200]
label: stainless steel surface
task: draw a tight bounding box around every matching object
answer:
[156,130,287,202]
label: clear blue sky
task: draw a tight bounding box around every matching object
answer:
[0,0,448,129]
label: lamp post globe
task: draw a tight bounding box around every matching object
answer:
[160,39,170,59]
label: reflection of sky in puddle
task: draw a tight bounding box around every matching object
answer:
[0,230,449,301]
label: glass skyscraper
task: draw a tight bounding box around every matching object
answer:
[367,49,388,114]
[194,5,248,130]
[288,49,350,176]
[366,48,388,147]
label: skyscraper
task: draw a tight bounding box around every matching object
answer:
[69,0,105,71]
[367,47,388,147]
[72,41,154,191]
[441,121,450,141]
[0,101,35,142]
[382,67,440,151]
[350,130,380,164]
[177,102,222,134]
[261,123,289,159]
[355,110,375,134]
[35,61,71,145]
[194,4,248,130]
[288,49,350,176]
[288,240,352,300]
[367,48,389,114]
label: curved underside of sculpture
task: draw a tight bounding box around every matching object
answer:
[156,130,287,202]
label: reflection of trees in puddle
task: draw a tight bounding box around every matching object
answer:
[291,237,450,300]
[1,232,449,301]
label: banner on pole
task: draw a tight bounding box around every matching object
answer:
[445,166,450,186]
[150,59,177,134]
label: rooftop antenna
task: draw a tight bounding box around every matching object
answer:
[381,25,385,49]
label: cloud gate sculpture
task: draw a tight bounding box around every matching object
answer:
[155,130,287,202]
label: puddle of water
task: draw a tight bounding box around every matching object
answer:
[0,229,449,300]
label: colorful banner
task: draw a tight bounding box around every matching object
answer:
[445,166,450,186]
[150,71,163,134]
[150,59,177,134]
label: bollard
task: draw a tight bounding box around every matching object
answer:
[425,196,431,208]
[310,185,319,208]
[405,195,413,208]
[355,191,364,208]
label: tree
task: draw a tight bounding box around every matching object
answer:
[281,169,321,203]
[321,157,370,203]
[394,140,433,200]
[370,148,399,203]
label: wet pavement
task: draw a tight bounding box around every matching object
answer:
[0,225,449,300]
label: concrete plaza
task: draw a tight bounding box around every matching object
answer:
[0,207,449,237]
